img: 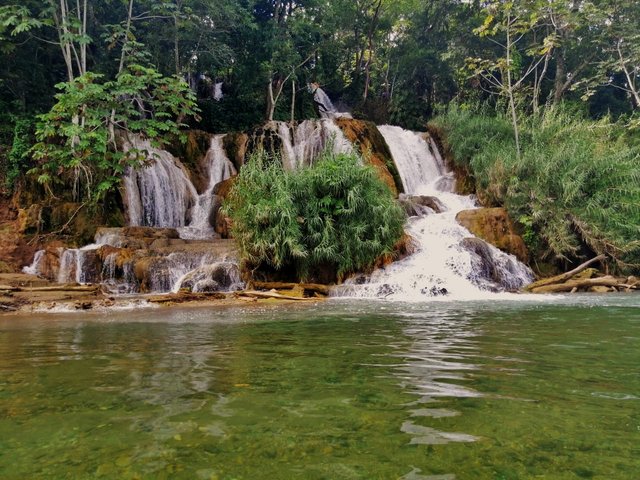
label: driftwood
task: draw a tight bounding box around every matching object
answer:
[20,285,99,293]
[525,255,606,291]
[251,281,330,296]
[240,290,316,301]
[147,292,226,304]
[530,276,619,294]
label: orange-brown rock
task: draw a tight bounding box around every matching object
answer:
[456,207,528,262]
[223,132,248,172]
[336,118,403,196]
[213,177,236,239]
[167,129,211,193]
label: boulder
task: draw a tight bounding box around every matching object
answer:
[213,178,237,238]
[175,262,243,293]
[398,194,445,216]
[336,118,403,196]
[456,207,528,262]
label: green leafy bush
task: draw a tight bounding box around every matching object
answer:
[432,106,640,272]
[29,66,198,202]
[224,149,406,281]
[5,118,32,191]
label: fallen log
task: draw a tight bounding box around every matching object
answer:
[147,292,226,304]
[530,275,619,294]
[250,281,330,296]
[525,255,606,291]
[16,284,100,293]
[240,290,317,301]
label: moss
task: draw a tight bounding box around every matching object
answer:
[223,132,248,172]
[336,118,403,195]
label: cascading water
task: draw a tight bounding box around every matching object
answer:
[335,126,534,300]
[276,120,354,170]
[178,135,237,240]
[123,135,197,228]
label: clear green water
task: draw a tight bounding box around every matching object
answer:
[1,295,639,479]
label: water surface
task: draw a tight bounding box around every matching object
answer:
[1,295,639,479]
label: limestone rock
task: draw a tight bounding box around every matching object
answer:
[336,118,403,196]
[398,194,445,216]
[456,207,528,262]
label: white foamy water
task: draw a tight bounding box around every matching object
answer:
[123,135,197,229]
[335,127,534,301]
[178,135,236,240]
[276,119,354,170]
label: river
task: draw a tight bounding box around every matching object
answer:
[1,295,638,479]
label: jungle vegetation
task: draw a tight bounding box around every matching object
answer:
[0,0,638,270]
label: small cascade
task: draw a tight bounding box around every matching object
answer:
[172,262,242,293]
[100,251,138,295]
[123,135,198,228]
[178,135,237,240]
[22,250,44,276]
[57,248,77,283]
[336,127,534,300]
[377,125,446,193]
[145,251,241,294]
[275,120,354,170]
[55,245,102,285]
[213,82,224,101]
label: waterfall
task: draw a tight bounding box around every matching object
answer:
[178,135,237,240]
[312,86,337,119]
[22,250,45,276]
[213,82,223,101]
[123,135,197,229]
[335,127,534,300]
[275,120,354,170]
[377,125,446,193]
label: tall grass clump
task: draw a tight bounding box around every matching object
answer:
[223,149,406,281]
[432,106,640,272]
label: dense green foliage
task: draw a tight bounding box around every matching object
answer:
[0,0,637,275]
[30,67,197,201]
[224,150,406,280]
[5,118,33,191]
[432,106,640,271]
[1,1,638,135]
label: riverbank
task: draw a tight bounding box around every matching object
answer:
[0,273,325,315]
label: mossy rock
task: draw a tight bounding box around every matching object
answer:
[335,118,403,196]
[427,123,476,196]
[456,207,529,263]
[223,132,248,172]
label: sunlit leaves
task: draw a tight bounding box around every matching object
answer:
[29,66,198,202]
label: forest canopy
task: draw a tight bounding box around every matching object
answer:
[1,0,639,135]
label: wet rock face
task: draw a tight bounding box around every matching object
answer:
[212,178,236,239]
[460,237,529,292]
[335,118,403,196]
[398,194,445,216]
[456,207,528,263]
[176,262,243,293]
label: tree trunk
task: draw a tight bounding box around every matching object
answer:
[505,16,521,160]
[524,254,606,291]
[290,79,295,124]
[553,47,566,104]
[266,81,276,121]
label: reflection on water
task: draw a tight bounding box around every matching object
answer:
[0,297,639,479]
[394,312,482,457]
